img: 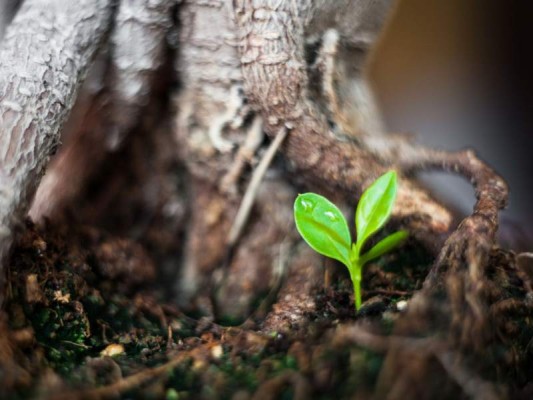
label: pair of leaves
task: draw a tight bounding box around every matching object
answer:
[293,171,407,270]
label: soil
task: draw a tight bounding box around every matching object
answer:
[1,218,532,400]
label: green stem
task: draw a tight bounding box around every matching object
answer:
[351,262,362,311]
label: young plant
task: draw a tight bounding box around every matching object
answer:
[293,171,407,311]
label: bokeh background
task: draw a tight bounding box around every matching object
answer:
[370,0,533,249]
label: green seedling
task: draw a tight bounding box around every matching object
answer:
[294,171,407,311]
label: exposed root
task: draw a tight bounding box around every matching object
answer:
[227,126,287,247]
[397,148,509,284]
[260,244,323,334]
[332,323,440,354]
[398,148,510,354]
[48,352,191,400]
[219,114,264,196]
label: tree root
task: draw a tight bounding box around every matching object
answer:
[47,352,190,400]
[233,2,519,398]
[332,323,506,399]
[227,125,287,247]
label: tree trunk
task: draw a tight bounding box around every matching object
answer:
[0,0,115,282]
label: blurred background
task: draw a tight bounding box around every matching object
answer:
[370,0,533,249]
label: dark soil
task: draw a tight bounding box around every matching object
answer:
[1,220,532,399]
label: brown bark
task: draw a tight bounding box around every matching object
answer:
[233,0,453,247]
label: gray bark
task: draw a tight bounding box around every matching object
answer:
[106,0,174,149]
[28,0,174,221]
[0,0,115,279]
[174,0,260,314]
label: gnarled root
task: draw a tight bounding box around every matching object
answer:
[233,1,522,398]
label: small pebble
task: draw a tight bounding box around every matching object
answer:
[100,343,125,357]
[396,300,408,311]
[211,344,223,359]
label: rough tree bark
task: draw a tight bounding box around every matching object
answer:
[0,0,115,290]
[0,1,525,399]
[233,0,454,239]
[0,0,21,43]
[28,0,175,220]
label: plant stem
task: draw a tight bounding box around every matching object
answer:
[351,262,362,311]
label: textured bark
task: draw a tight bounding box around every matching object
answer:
[107,0,175,148]
[175,0,246,160]
[233,0,453,249]
[0,0,115,276]
[28,0,175,221]
[173,0,410,319]
[174,0,276,318]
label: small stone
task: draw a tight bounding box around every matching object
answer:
[211,344,223,359]
[53,290,71,304]
[100,343,125,357]
[396,300,408,311]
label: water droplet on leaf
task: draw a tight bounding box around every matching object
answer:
[324,211,337,221]
[300,198,315,211]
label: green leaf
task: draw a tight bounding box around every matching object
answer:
[294,193,352,267]
[355,171,398,253]
[360,231,408,264]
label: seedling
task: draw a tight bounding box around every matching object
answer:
[294,171,407,311]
